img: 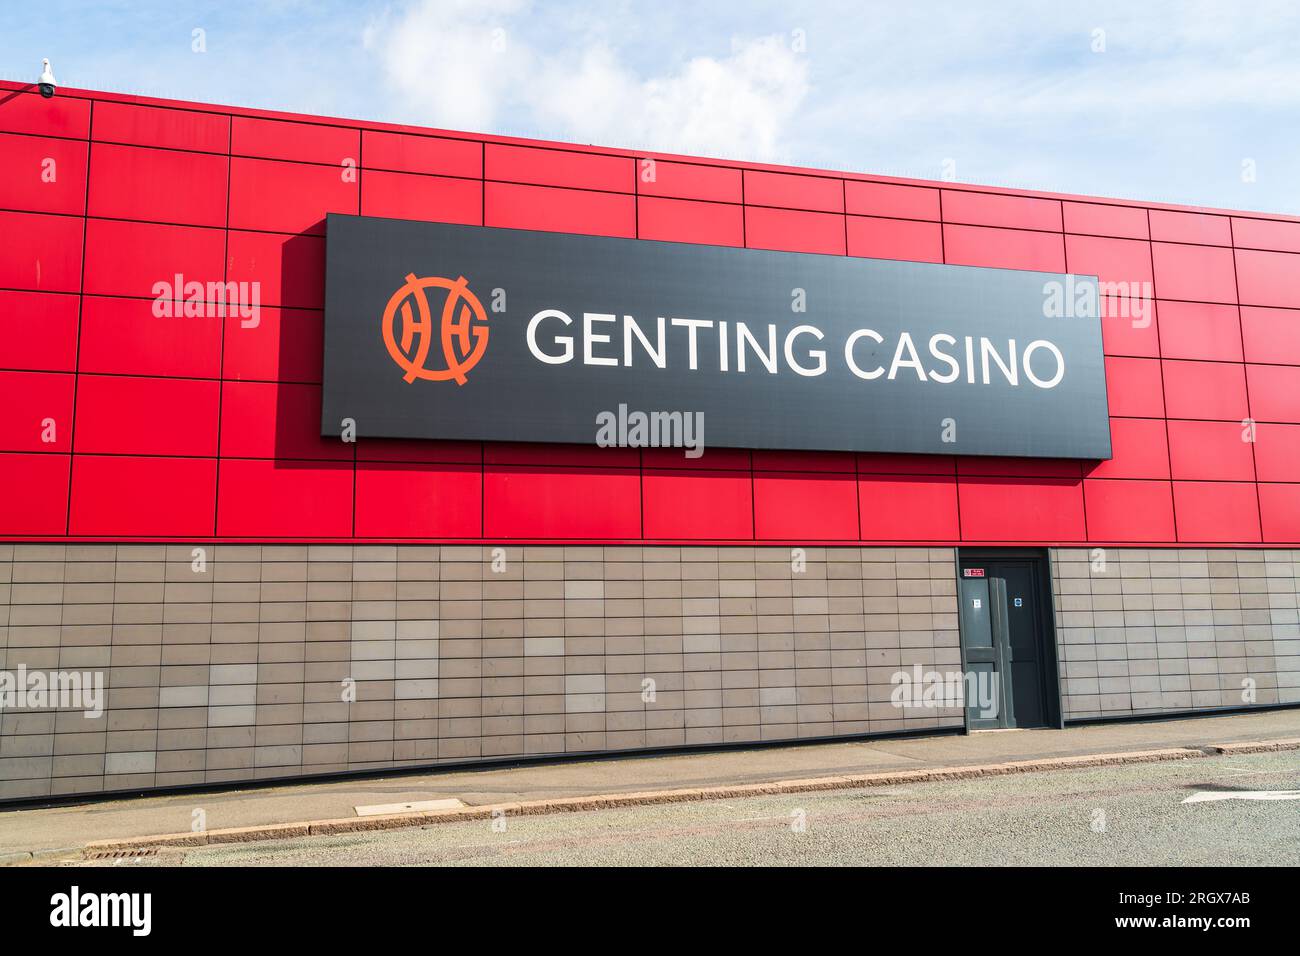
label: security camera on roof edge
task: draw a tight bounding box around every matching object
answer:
[38,58,56,98]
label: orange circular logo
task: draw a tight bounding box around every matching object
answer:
[382,273,489,385]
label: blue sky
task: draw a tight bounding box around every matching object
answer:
[3,0,1298,214]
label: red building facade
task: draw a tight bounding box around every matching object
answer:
[1,82,1297,801]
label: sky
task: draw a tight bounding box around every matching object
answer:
[2,0,1298,214]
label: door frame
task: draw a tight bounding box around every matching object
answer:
[956,547,1064,732]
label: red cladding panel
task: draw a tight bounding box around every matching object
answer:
[484,443,638,469]
[231,116,357,165]
[1064,234,1152,285]
[222,307,322,383]
[1099,297,1160,359]
[226,230,325,309]
[216,459,354,537]
[0,91,89,138]
[83,219,224,299]
[942,191,1061,231]
[1258,483,1300,543]
[0,453,70,534]
[1240,307,1300,365]
[354,463,482,538]
[857,453,955,476]
[483,467,641,538]
[229,157,358,235]
[361,130,481,178]
[360,170,482,225]
[955,458,1081,479]
[1103,357,1165,418]
[79,295,221,379]
[0,133,87,214]
[1082,479,1175,542]
[1232,217,1300,254]
[485,144,631,192]
[0,210,83,292]
[744,171,843,212]
[1150,242,1237,304]
[1149,210,1231,246]
[485,182,635,238]
[942,224,1064,272]
[1085,418,1169,480]
[753,451,855,473]
[1062,202,1149,240]
[68,455,216,536]
[1173,481,1260,542]
[1247,364,1300,423]
[1065,234,1158,356]
[1235,249,1300,309]
[846,216,942,263]
[1161,360,1248,420]
[74,375,219,456]
[1062,236,1157,356]
[356,438,481,464]
[753,472,859,540]
[1157,302,1242,362]
[642,470,754,539]
[87,143,228,226]
[637,161,741,203]
[858,475,958,540]
[92,101,229,153]
[0,370,73,452]
[957,478,1086,541]
[844,181,940,221]
[1166,420,1255,481]
[641,447,750,470]
[220,381,351,461]
[745,207,845,255]
[636,196,743,247]
[0,291,79,372]
[1253,424,1300,482]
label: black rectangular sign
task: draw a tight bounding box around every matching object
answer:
[321,214,1111,459]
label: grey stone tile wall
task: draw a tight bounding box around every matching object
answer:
[1051,548,1300,719]
[0,544,961,801]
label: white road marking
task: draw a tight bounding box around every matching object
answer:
[1182,790,1300,804]
[1219,767,1297,777]
[354,798,466,816]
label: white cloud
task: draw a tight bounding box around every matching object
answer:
[530,36,808,159]
[364,0,809,160]
[364,0,532,132]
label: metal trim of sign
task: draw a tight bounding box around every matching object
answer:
[321,215,1112,460]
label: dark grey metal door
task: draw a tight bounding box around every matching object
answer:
[997,560,1047,728]
[958,551,1059,730]
[957,573,1010,728]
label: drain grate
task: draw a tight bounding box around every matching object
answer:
[85,847,159,860]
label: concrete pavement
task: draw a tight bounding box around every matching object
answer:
[2,708,1298,862]
[74,748,1300,866]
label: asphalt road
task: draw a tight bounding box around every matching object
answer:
[89,749,1300,866]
